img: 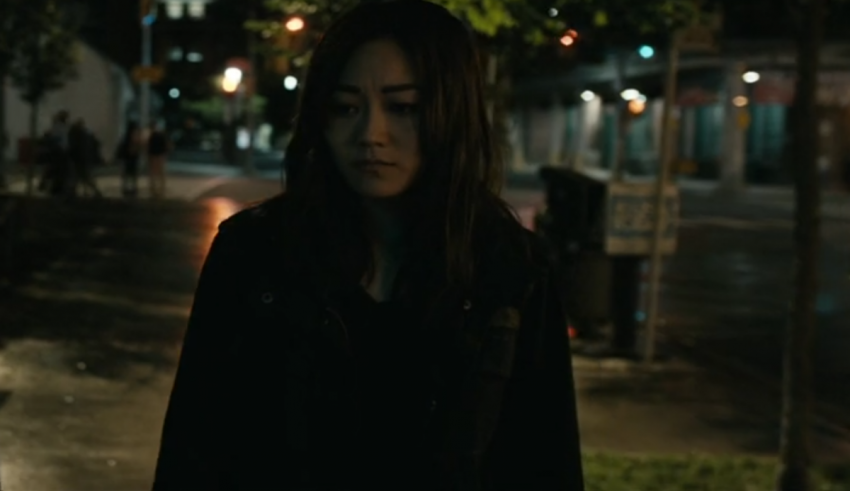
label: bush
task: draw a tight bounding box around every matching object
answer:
[583,452,850,491]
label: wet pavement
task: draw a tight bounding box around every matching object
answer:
[660,192,850,430]
[0,197,237,491]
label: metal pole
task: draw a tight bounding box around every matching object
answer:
[242,3,257,176]
[643,32,680,364]
[140,5,152,172]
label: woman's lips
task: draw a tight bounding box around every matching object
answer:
[353,159,394,168]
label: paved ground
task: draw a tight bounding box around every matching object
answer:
[508,171,850,434]
[1,168,849,490]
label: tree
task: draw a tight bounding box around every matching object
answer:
[0,0,31,190]
[777,0,826,489]
[8,0,81,196]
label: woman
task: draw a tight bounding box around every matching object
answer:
[152,1,584,490]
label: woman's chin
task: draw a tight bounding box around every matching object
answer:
[349,180,410,200]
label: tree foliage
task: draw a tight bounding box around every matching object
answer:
[247,0,711,81]
[8,0,81,105]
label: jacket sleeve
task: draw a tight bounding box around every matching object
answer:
[485,267,585,490]
[152,229,241,490]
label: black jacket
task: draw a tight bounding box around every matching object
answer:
[152,195,584,490]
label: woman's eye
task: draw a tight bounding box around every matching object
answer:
[329,103,358,116]
[390,103,418,115]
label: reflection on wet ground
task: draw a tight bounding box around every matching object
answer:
[0,197,240,491]
[659,194,850,427]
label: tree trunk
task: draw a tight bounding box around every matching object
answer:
[0,68,7,190]
[26,101,38,197]
[777,0,824,489]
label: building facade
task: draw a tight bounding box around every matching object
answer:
[511,42,850,190]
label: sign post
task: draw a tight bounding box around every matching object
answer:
[643,19,720,364]
[642,31,681,364]
[139,0,157,171]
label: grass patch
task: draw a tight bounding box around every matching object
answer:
[584,451,850,491]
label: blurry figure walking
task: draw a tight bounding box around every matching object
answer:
[39,111,72,196]
[116,122,142,198]
[68,118,102,198]
[147,122,171,198]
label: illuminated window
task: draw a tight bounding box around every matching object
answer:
[188,1,206,19]
[166,1,184,19]
[168,47,183,61]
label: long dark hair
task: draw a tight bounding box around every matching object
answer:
[284,0,517,291]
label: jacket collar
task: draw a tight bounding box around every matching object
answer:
[242,194,545,311]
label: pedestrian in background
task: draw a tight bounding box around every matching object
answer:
[68,118,102,198]
[152,2,584,490]
[147,122,171,198]
[40,110,71,196]
[116,121,142,198]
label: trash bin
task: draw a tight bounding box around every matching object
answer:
[537,167,680,353]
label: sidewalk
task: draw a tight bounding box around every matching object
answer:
[1,162,280,202]
[1,196,848,490]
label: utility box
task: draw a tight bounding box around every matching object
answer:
[538,167,679,256]
[538,167,680,345]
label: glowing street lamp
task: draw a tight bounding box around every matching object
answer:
[222,67,243,93]
[559,29,578,47]
[285,16,305,32]
[620,88,640,101]
[638,45,655,59]
[742,71,760,84]
[580,90,596,102]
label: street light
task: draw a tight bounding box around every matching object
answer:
[559,29,578,47]
[620,88,640,101]
[285,16,305,32]
[638,45,655,59]
[284,75,298,90]
[222,67,242,93]
[628,98,646,115]
[580,90,596,102]
[732,95,749,107]
[224,67,243,84]
[742,71,760,83]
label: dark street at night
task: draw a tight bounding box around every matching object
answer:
[3,0,850,489]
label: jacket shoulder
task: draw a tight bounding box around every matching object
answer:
[217,193,288,235]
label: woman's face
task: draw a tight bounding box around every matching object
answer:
[325,39,421,199]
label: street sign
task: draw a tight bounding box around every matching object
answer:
[677,25,717,52]
[604,182,679,256]
[132,65,165,83]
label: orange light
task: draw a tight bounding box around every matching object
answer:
[568,326,578,339]
[628,99,646,114]
[285,16,305,32]
[567,29,578,39]
[560,35,575,47]
[221,78,239,93]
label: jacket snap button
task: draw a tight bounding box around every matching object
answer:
[462,300,472,311]
[261,292,274,304]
